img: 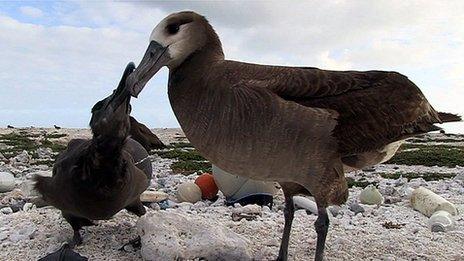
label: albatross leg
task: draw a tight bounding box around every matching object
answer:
[62,212,95,248]
[314,204,329,261]
[277,186,295,261]
[120,200,146,252]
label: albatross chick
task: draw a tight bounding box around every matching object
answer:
[34,62,151,248]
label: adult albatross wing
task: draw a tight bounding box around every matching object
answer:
[216,60,461,155]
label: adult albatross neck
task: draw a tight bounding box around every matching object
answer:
[126,11,461,261]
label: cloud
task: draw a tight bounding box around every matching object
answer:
[19,6,44,18]
[0,1,462,133]
[0,13,176,127]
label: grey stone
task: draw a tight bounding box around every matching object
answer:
[349,202,365,214]
[408,178,427,188]
[0,171,15,192]
[35,147,53,159]
[0,231,8,241]
[11,151,31,166]
[22,202,34,212]
[9,200,25,212]
[0,207,13,214]
[359,185,384,205]
[380,186,398,197]
[137,211,252,260]
[8,223,37,242]
[328,206,341,217]
[140,191,169,203]
[454,173,464,181]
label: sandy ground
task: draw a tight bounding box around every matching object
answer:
[0,128,463,260]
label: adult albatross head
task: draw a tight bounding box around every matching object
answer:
[127,11,223,97]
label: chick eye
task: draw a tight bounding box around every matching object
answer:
[167,24,180,35]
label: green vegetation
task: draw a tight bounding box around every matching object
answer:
[31,159,55,167]
[41,139,66,153]
[0,131,66,159]
[0,132,40,158]
[156,149,206,161]
[171,160,212,175]
[155,145,211,175]
[345,177,377,188]
[407,138,463,143]
[379,172,456,181]
[167,142,194,148]
[387,144,464,167]
[44,133,67,139]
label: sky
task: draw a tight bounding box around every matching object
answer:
[0,1,463,133]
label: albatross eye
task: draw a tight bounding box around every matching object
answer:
[167,24,180,35]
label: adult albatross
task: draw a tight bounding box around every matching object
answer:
[126,11,461,261]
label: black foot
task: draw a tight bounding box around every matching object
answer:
[38,243,88,261]
[68,230,83,248]
[119,236,142,252]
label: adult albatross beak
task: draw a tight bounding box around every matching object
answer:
[126,41,170,97]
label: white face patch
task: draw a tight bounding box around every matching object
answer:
[149,20,169,47]
[148,15,207,69]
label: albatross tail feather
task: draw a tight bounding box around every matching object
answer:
[438,112,462,123]
[33,175,53,204]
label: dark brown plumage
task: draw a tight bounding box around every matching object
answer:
[129,116,165,151]
[127,11,461,261]
[34,63,151,248]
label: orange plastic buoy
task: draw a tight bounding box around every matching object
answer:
[195,173,219,200]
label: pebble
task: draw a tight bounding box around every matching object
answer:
[8,223,37,242]
[158,200,172,210]
[232,204,262,215]
[349,202,365,214]
[454,173,464,181]
[137,211,251,260]
[149,203,161,211]
[140,191,169,203]
[22,203,34,212]
[35,147,53,159]
[384,196,402,204]
[408,178,427,188]
[380,186,398,197]
[0,207,13,214]
[328,206,341,217]
[359,185,384,205]
[9,201,25,212]
[11,151,31,166]
[0,172,15,192]
[411,187,457,217]
[0,232,8,241]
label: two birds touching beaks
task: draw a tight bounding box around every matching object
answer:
[36,11,461,261]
